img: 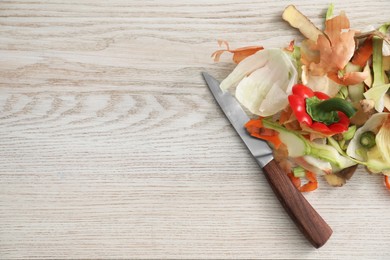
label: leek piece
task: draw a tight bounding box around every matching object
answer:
[263,119,356,169]
[343,125,357,141]
[346,62,365,101]
[360,131,376,149]
[372,24,387,87]
[293,167,306,178]
[375,117,390,162]
[327,136,342,153]
[336,86,349,99]
[325,3,334,20]
[364,83,390,112]
[348,82,365,102]
[346,112,388,161]
[364,24,390,112]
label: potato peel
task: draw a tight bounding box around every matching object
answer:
[324,174,346,187]
[282,5,323,42]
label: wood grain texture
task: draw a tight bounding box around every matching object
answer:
[262,159,332,248]
[0,0,389,259]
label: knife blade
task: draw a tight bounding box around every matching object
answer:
[202,72,332,248]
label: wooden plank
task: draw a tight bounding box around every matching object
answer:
[1,0,389,258]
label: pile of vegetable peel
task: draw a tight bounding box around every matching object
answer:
[213,4,390,192]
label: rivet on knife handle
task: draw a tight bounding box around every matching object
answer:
[202,72,332,248]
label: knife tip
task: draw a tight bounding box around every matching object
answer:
[201,72,214,84]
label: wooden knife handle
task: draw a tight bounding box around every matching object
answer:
[262,159,332,248]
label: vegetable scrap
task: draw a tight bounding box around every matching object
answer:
[211,40,264,64]
[288,84,354,136]
[212,5,390,191]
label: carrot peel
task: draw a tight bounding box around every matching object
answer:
[385,175,390,190]
[245,118,282,149]
[305,171,317,183]
[294,170,318,192]
[351,37,373,67]
[299,181,318,192]
[288,172,302,189]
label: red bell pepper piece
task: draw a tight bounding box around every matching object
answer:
[288,84,355,136]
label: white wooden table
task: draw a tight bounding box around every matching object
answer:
[1,0,389,259]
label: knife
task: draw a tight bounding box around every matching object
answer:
[202,72,332,248]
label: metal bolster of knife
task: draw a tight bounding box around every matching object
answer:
[252,150,273,168]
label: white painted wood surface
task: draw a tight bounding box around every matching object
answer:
[1,0,389,259]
